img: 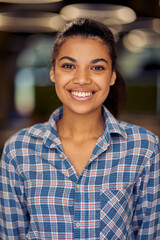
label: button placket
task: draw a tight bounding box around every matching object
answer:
[76,222,80,228]
[73,181,82,236]
[76,184,80,189]
[59,152,64,158]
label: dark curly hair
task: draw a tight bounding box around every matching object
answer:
[51,18,126,117]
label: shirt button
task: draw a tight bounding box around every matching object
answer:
[59,153,64,158]
[76,222,80,228]
[76,184,80,189]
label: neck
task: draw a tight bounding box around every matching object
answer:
[57,106,104,140]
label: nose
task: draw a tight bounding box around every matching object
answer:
[73,68,91,85]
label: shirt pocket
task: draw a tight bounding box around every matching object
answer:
[100,188,133,240]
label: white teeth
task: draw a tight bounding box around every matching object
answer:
[71,91,93,97]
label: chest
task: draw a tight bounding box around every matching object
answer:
[60,138,98,175]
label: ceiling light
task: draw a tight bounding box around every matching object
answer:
[152,19,160,33]
[123,29,160,52]
[60,4,136,24]
[123,30,149,52]
[0,12,65,32]
[0,0,63,3]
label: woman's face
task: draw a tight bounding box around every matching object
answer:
[50,36,116,115]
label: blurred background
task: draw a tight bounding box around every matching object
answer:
[0,0,160,155]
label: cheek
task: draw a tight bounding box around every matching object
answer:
[96,75,111,88]
[54,73,69,99]
[99,77,112,98]
[54,84,64,103]
[55,71,71,86]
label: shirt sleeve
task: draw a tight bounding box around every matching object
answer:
[132,138,160,239]
[0,145,30,240]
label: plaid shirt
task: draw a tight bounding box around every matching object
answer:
[0,106,160,240]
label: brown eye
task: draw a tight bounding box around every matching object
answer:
[92,65,105,71]
[62,64,75,69]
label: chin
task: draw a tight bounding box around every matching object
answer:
[63,103,102,116]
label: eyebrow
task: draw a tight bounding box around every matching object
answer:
[59,56,76,62]
[91,58,108,65]
[59,56,109,65]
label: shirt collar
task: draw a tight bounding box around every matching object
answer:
[28,106,127,149]
[28,107,63,149]
[102,105,127,140]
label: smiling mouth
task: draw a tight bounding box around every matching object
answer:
[70,90,94,97]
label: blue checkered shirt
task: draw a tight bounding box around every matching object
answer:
[0,106,160,239]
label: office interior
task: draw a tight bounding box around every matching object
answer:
[0,0,160,155]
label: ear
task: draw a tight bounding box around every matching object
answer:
[110,71,116,86]
[50,67,55,83]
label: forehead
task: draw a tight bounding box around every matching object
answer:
[57,36,110,58]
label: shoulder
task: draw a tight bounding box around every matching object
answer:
[12,122,48,140]
[1,107,63,166]
[103,106,159,148]
[2,122,48,160]
[119,119,159,142]
[118,119,159,156]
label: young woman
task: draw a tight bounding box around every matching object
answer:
[0,18,159,240]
